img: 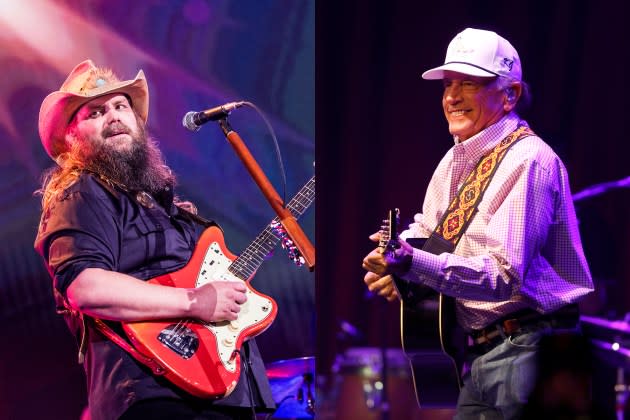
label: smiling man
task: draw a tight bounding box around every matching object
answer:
[34,60,274,420]
[362,28,593,419]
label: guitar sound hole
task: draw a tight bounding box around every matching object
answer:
[158,324,199,359]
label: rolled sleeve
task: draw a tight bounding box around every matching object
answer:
[50,234,115,295]
[35,178,120,297]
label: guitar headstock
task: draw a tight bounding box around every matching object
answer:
[378,208,400,255]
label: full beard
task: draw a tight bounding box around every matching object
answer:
[73,121,176,196]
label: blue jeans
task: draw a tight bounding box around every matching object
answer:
[454,324,555,420]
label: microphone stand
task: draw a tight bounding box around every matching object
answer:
[572,175,630,202]
[217,118,315,270]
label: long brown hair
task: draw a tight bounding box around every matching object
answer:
[36,151,87,212]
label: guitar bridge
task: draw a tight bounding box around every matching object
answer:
[158,324,199,359]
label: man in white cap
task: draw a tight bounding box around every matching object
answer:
[362,28,593,418]
[34,60,275,419]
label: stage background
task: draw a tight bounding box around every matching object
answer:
[0,1,313,419]
[316,1,630,417]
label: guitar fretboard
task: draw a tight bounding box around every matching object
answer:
[228,176,315,280]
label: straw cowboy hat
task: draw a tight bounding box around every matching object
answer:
[38,59,149,160]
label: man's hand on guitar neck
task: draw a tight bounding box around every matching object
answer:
[362,231,414,301]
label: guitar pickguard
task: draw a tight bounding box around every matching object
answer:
[197,242,239,285]
[193,241,274,372]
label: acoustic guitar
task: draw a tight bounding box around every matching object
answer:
[379,208,464,408]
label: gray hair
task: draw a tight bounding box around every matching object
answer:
[495,76,531,113]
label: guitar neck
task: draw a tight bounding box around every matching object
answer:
[379,208,400,251]
[229,176,315,280]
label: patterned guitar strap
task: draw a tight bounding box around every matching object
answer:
[423,123,535,255]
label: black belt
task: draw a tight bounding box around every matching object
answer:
[469,304,580,347]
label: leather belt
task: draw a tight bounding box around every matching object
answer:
[469,304,579,347]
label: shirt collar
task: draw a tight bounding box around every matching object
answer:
[452,112,525,161]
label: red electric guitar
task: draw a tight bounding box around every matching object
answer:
[121,176,315,398]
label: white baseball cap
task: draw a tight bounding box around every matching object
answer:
[422,28,521,81]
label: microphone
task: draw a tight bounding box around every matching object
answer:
[182,101,245,131]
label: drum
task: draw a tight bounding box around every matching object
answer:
[266,357,315,419]
[327,347,455,420]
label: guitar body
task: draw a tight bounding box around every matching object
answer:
[122,225,278,399]
[396,278,465,408]
[382,214,464,408]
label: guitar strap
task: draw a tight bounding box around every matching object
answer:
[422,123,534,255]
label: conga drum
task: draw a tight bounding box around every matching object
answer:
[330,347,454,420]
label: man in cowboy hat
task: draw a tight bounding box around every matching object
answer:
[362,28,593,418]
[35,60,275,419]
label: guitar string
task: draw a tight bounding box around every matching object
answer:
[229,184,314,279]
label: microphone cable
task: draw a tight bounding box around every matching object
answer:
[239,101,288,210]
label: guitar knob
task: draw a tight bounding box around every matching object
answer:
[228,321,240,331]
[222,338,234,347]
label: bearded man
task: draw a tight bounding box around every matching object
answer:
[34,60,275,420]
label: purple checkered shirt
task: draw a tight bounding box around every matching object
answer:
[400,112,594,331]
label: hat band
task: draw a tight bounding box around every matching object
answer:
[445,61,500,77]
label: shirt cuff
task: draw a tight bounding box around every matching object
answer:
[401,248,443,287]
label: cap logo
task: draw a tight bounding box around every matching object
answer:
[95,78,107,87]
[451,35,474,56]
[502,57,514,71]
